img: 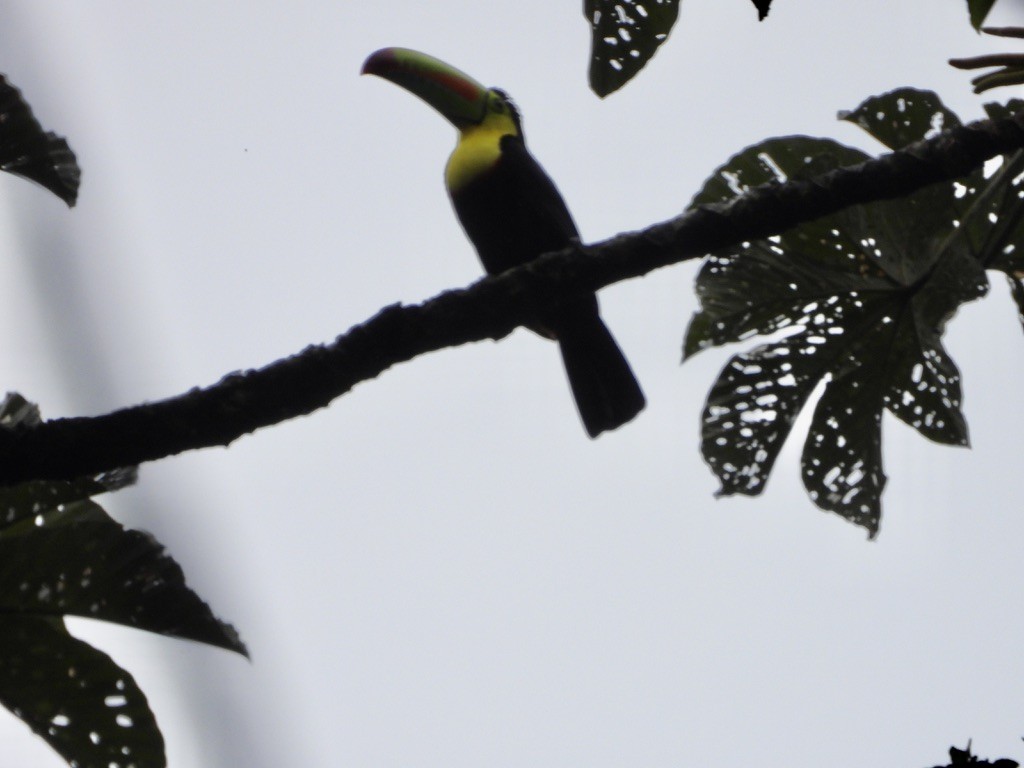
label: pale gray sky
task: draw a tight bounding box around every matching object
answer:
[1,1,1024,766]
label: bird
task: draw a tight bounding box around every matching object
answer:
[361,47,644,438]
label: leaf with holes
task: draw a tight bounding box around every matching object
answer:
[584,0,679,97]
[0,393,246,767]
[843,94,1024,337]
[0,497,247,653]
[835,91,1024,298]
[0,617,164,767]
[0,76,80,206]
[685,90,994,536]
[838,88,961,151]
[974,100,1024,334]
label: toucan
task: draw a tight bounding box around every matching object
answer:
[362,47,645,438]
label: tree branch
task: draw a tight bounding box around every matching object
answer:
[1,109,1023,484]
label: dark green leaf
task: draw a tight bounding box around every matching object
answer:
[881,247,985,446]
[982,98,1024,121]
[689,135,870,209]
[968,0,999,30]
[0,498,247,655]
[685,90,991,535]
[0,469,136,530]
[700,327,857,500]
[0,76,80,206]
[800,246,986,536]
[0,617,164,767]
[691,240,985,536]
[839,88,961,151]
[0,393,244,655]
[950,104,1024,331]
[584,0,679,97]
[801,342,887,535]
[0,393,246,766]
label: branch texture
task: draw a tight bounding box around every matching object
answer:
[1,110,1023,484]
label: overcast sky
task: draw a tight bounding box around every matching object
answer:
[2,1,1024,766]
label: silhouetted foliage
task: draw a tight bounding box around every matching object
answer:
[0,76,79,206]
[585,0,1008,95]
[684,88,1023,536]
[0,394,245,767]
[934,742,1019,768]
[2,5,1023,767]
[969,0,1000,30]
[584,0,678,97]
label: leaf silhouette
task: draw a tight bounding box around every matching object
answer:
[970,100,1024,333]
[685,90,995,536]
[0,617,164,767]
[751,0,772,20]
[584,0,679,97]
[967,0,998,31]
[0,394,246,766]
[838,88,961,151]
[0,76,80,206]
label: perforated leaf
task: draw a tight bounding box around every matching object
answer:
[0,498,246,654]
[0,617,164,767]
[839,94,1024,288]
[839,88,961,151]
[685,89,994,536]
[0,394,245,653]
[584,0,679,97]
[973,101,1024,333]
[0,393,246,767]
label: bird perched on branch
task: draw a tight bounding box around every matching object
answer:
[362,47,645,438]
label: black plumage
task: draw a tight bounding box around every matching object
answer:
[450,129,645,437]
[362,49,644,437]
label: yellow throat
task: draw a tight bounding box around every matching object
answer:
[444,109,519,193]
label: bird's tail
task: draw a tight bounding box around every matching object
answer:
[555,312,645,438]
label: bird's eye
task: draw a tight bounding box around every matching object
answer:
[492,99,504,113]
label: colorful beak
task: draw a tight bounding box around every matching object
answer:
[362,47,490,128]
